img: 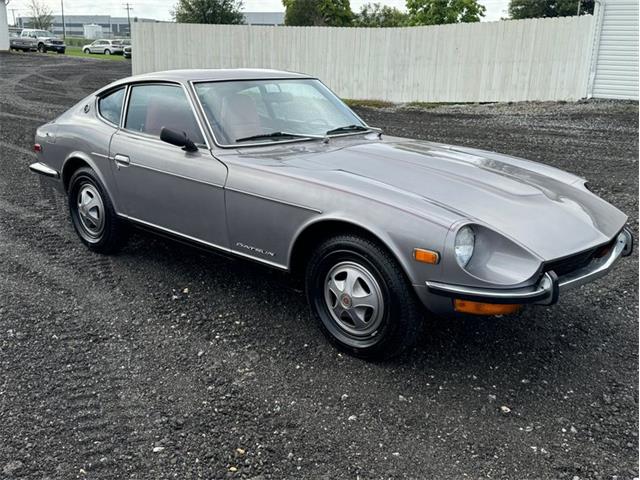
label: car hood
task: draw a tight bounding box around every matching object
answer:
[289,138,627,260]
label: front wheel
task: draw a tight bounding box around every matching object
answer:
[305,235,423,359]
[104,49,111,55]
[37,43,45,53]
[68,167,128,254]
[83,48,90,54]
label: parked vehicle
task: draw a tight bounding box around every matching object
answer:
[82,39,124,55]
[10,32,37,52]
[29,69,633,359]
[123,45,131,59]
[20,29,66,53]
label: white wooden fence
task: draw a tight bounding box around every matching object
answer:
[132,16,597,103]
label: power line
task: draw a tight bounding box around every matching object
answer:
[60,0,66,38]
[123,2,133,37]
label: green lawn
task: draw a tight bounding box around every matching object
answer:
[64,46,129,62]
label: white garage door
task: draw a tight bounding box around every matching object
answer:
[591,0,639,100]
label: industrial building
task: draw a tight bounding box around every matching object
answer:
[15,15,159,38]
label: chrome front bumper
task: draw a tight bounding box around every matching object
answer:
[426,228,634,306]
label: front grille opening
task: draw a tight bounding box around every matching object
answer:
[544,237,616,277]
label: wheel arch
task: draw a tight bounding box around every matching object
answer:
[61,151,120,203]
[288,217,415,284]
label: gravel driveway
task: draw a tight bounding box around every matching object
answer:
[0,53,637,480]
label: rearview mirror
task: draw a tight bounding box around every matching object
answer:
[160,127,198,152]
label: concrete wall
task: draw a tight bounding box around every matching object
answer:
[132,16,596,103]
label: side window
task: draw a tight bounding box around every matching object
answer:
[124,84,204,145]
[98,88,125,125]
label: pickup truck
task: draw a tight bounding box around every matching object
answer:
[19,29,66,54]
[10,32,37,52]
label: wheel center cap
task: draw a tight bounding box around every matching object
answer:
[340,294,352,308]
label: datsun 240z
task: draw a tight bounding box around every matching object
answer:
[29,69,633,358]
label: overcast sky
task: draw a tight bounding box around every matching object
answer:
[7,0,509,24]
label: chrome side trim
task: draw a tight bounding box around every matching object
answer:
[29,162,60,179]
[225,187,323,213]
[118,214,288,270]
[127,162,224,188]
[90,151,111,160]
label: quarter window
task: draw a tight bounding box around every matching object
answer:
[98,88,125,125]
[124,84,204,145]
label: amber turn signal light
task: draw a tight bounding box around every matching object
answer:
[413,248,440,264]
[454,299,521,315]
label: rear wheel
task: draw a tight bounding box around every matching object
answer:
[68,167,128,254]
[305,235,422,359]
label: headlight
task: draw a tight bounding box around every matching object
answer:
[454,226,475,267]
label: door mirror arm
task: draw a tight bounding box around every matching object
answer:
[160,127,198,152]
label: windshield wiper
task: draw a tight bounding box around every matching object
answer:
[325,124,371,135]
[235,131,324,143]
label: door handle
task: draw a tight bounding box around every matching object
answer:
[113,154,130,169]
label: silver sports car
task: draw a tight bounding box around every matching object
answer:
[30,69,633,358]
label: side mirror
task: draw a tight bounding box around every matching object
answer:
[160,127,198,152]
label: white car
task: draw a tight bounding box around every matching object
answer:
[82,39,124,55]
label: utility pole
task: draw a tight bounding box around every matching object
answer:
[60,0,66,38]
[123,3,133,38]
[10,8,17,26]
[576,0,582,15]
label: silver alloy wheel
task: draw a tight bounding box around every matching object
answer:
[324,261,384,337]
[76,183,105,238]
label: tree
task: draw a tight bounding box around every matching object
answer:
[508,0,594,19]
[406,0,485,25]
[282,0,353,27]
[171,0,245,24]
[354,3,409,27]
[27,0,53,30]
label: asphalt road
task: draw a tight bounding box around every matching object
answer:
[0,53,638,480]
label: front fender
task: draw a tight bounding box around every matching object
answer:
[288,210,451,287]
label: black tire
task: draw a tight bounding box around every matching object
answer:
[37,43,45,53]
[305,235,422,360]
[83,48,90,54]
[104,49,111,55]
[68,167,128,254]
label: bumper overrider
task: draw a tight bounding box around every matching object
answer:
[426,228,634,313]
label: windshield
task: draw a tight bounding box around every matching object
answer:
[34,30,54,37]
[194,79,366,146]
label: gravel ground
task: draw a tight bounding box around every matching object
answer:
[0,52,638,480]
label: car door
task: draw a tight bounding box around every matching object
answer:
[109,82,229,249]
[91,40,103,53]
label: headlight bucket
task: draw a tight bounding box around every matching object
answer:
[444,223,542,287]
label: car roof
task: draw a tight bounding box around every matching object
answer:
[119,68,313,84]
[97,69,315,96]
